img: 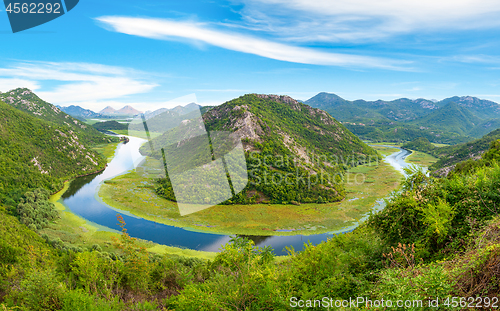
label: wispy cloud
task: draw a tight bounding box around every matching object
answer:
[0,61,158,110]
[96,16,412,71]
[446,55,500,64]
[0,78,40,92]
[231,0,500,43]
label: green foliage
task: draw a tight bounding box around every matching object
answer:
[0,88,116,146]
[111,214,151,293]
[430,129,500,172]
[7,269,66,311]
[92,120,128,131]
[369,142,500,260]
[17,189,58,230]
[61,290,124,311]
[372,263,453,310]
[417,198,455,243]
[153,94,379,205]
[0,100,110,206]
[71,251,123,298]
[278,226,385,301]
[171,236,284,311]
[211,236,274,270]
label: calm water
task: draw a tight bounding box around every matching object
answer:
[60,138,412,255]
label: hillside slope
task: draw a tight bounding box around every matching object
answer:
[0,100,108,205]
[409,102,481,136]
[147,94,379,204]
[0,88,113,146]
[306,92,500,143]
[430,128,500,174]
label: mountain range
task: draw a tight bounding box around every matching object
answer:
[305,92,500,143]
[99,105,142,116]
[59,103,201,121]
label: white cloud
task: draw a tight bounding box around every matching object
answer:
[0,78,40,92]
[230,0,500,42]
[0,61,158,110]
[96,16,411,70]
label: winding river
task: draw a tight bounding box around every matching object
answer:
[59,138,414,256]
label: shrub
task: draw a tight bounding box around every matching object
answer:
[8,270,66,311]
[61,289,124,311]
[71,251,123,298]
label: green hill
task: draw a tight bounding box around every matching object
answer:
[0,100,109,206]
[306,92,500,143]
[409,102,481,136]
[403,128,500,175]
[92,120,128,131]
[305,92,439,122]
[148,94,379,204]
[0,88,113,146]
[430,128,500,174]
[468,118,500,137]
[401,137,436,153]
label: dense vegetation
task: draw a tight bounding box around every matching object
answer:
[2,140,500,310]
[307,92,500,144]
[0,100,113,207]
[402,129,500,173]
[92,120,128,132]
[151,94,379,204]
[1,90,499,310]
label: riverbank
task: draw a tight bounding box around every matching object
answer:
[404,149,438,167]
[369,142,438,168]
[98,145,402,236]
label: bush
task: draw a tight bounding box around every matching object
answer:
[71,251,123,297]
[8,270,66,311]
[61,289,124,311]
[17,188,58,230]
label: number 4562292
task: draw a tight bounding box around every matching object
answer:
[5,3,61,14]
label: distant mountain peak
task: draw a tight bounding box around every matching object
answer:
[99,106,116,114]
[116,105,142,115]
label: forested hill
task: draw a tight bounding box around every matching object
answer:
[203,94,377,160]
[150,94,379,204]
[306,92,500,143]
[0,88,113,146]
[0,100,109,206]
[402,128,500,175]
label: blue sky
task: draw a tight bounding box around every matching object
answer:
[1,0,500,111]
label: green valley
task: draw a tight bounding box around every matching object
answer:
[1,89,499,310]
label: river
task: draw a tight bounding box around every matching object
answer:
[59,137,413,256]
